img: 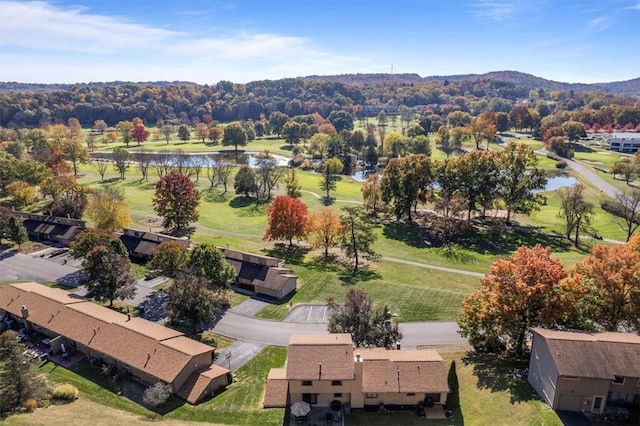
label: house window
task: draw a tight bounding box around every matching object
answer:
[302,380,312,386]
[365,393,378,399]
[331,380,342,386]
[613,376,625,384]
[334,393,342,398]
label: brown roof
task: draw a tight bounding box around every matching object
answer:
[532,328,640,379]
[286,334,354,380]
[362,359,449,393]
[358,348,448,394]
[263,368,289,408]
[358,348,443,362]
[0,282,215,385]
[254,268,296,292]
[176,365,229,404]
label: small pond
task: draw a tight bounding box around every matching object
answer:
[91,151,290,168]
[544,175,578,191]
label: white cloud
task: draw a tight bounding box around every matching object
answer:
[470,0,525,21]
[0,1,371,83]
[587,17,610,31]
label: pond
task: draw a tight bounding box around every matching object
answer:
[91,151,290,168]
[544,175,578,191]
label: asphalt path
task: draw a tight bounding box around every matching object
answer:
[564,157,621,199]
[212,310,466,349]
[0,251,81,284]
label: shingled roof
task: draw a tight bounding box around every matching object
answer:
[263,368,288,408]
[358,348,449,394]
[0,282,219,385]
[286,334,354,380]
[531,328,640,379]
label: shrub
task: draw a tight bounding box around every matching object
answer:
[52,383,78,401]
[555,161,568,169]
[199,330,218,346]
[23,398,38,412]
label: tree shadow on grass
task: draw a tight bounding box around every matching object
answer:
[203,189,228,203]
[229,196,254,208]
[263,243,309,265]
[462,351,539,404]
[338,268,382,285]
[570,143,595,153]
[279,144,294,152]
[382,221,438,249]
[98,177,121,184]
[304,254,344,273]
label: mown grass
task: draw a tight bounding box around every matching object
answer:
[4,346,286,426]
[71,158,617,322]
[165,346,286,425]
[347,351,561,426]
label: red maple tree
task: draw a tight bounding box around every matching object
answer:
[263,195,309,246]
[132,124,150,146]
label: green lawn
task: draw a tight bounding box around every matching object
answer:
[4,346,286,426]
[71,158,614,322]
[347,351,561,426]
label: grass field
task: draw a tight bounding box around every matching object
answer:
[3,345,286,426]
[69,150,626,322]
[3,347,560,426]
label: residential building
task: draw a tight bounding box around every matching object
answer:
[0,282,229,404]
[14,212,86,246]
[119,228,191,260]
[528,328,640,413]
[221,248,297,299]
[264,334,449,410]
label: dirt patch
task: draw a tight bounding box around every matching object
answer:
[140,218,163,228]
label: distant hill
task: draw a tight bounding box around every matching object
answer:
[303,70,640,97]
[1,71,638,96]
[0,80,199,93]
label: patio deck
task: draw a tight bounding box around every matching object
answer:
[290,406,344,426]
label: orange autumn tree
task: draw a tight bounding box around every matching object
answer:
[263,195,309,246]
[566,234,640,332]
[309,208,341,261]
[457,244,586,357]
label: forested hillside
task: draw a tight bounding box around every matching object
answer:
[0,71,638,128]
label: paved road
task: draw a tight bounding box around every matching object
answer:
[0,251,81,285]
[212,310,465,349]
[565,157,621,199]
[381,256,484,277]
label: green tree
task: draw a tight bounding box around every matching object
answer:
[112,147,130,179]
[150,241,190,278]
[381,154,433,222]
[60,137,89,177]
[339,206,378,275]
[268,111,289,137]
[70,228,115,259]
[283,168,302,198]
[115,121,133,146]
[497,142,547,225]
[320,157,343,202]
[188,244,235,289]
[558,185,594,247]
[234,165,258,198]
[326,110,354,133]
[166,273,227,335]
[328,288,402,349]
[6,216,28,249]
[83,240,136,307]
[177,124,191,142]
[0,332,47,414]
[222,122,248,154]
[281,120,302,145]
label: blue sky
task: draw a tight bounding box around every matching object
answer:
[1,0,639,84]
